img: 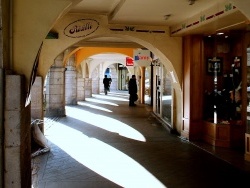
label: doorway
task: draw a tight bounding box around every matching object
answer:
[118,63,129,91]
[153,60,172,126]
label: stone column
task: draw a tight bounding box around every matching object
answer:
[77,72,85,101]
[84,78,92,98]
[109,65,117,91]
[92,68,99,94]
[83,58,92,97]
[31,76,44,132]
[0,69,4,188]
[5,75,31,188]
[65,55,77,105]
[45,55,66,117]
[31,76,43,120]
[99,63,104,93]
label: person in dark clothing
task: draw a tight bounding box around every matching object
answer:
[103,75,110,95]
[128,75,138,106]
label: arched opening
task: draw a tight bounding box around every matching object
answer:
[41,34,178,128]
[34,17,182,188]
[5,1,250,188]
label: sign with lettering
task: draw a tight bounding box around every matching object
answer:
[126,57,134,66]
[64,19,99,38]
[134,49,151,66]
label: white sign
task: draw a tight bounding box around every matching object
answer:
[133,49,151,66]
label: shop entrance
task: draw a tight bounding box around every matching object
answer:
[153,60,162,116]
[153,60,172,126]
[118,64,129,91]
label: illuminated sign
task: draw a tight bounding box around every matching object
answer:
[64,19,99,38]
[126,57,134,66]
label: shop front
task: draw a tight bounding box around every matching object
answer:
[152,59,173,128]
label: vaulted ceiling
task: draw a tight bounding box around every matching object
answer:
[65,0,250,59]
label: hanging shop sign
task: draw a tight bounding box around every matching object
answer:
[64,19,99,38]
[133,49,151,66]
[126,57,134,66]
[151,59,160,66]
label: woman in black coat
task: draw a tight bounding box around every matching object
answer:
[103,75,110,95]
[128,75,138,106]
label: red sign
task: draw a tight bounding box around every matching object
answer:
[126,57,134,66]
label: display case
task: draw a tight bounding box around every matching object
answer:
[246,52,250,161]
[202,33,245,148]
[247,63,250,134]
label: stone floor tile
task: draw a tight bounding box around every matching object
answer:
[32,91,250,188]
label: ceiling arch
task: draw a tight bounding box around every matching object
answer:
[75,47,135,67]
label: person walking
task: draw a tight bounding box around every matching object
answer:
[128,75,138,106]
[103,75,110,95]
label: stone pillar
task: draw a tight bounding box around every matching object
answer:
[31,76,43,120]
[109,65,117,91]
[77,72,85,101]
[99,64,104,93]
[0,69,4,188]
[31,76,44,132]
[45,65,65,117]
[92,68,99,94]
[65,55,77,105]
[5,75,31,188]
[84,78,92,98]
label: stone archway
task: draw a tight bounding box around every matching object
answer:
[38,13,183,132]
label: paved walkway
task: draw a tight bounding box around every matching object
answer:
[32,91,250,188]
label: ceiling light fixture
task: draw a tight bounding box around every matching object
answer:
[189,0,195,5]
[164,14,171,20]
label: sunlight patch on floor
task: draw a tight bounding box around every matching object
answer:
[78,101,113,112]
[98,91,129,98]
[66,106,146,142]
[92,93,129,101]
[46,123,166,188]
[85,98,119,106]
